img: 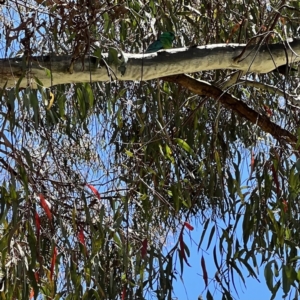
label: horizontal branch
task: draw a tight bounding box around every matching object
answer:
[1,39,300,88]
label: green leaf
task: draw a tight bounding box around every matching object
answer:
[242,203,251,246]
[170,184,180,212]
[125,150,134,157]
[264,261,274,291]
[271,280,281,300]
[165,144,174,163]
[294,159,300,173]
[239,257,258,280]
[174,138,195,157]
[282,265,291,295]
[44,68,52,78]
[198,219,210,250]
[58,93,66,118]
[206,290,213,300]
[230,260,245,286]
[21,147,33,170]
[214,151,222,176]
[297,270,300,282]
[29,90,40,129]
[108,47,120,65]
[206,224,215,251]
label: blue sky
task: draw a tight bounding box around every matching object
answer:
[170,145,286,300]
[172,224,284,300]
[170,146,288,300]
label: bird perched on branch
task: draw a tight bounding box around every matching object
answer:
[145,32,175,53]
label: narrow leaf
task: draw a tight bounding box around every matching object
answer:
[35,211,40,240]
[47,91,55,110]
[86,184,101,200]
[179,232,186,261]
[78,227,85,245]
[122,286,126,300]
[198,219,210,250]
[282,200,288,213]
[271,164,280,195]
[34,271,39,282]
[184,222,194,231]
[230,260,245,286]
[39,194,52,221]
[29,288,34,299]
[141,238,147,259]
[271,280,281,300]
[175,138,195,157]
[206,225,215,250]
[207,289,213,300]
[201,255,208,287]
[282,265,290,295]
[264,261,274,291]
[50,246,57,281]
[249,149,255,179]
[179,232,191,267]
[213,246,220,270]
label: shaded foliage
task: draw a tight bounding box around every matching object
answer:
[1,0,300,299]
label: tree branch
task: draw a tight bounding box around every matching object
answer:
[163,74,297,146]
[1,40,300,88]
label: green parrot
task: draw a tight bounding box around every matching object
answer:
[145,32,175,53]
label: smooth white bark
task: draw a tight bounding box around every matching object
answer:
[1,40,300,88]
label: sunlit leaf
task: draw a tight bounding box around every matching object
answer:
[174,138,195,157]
[47,91,55,110]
